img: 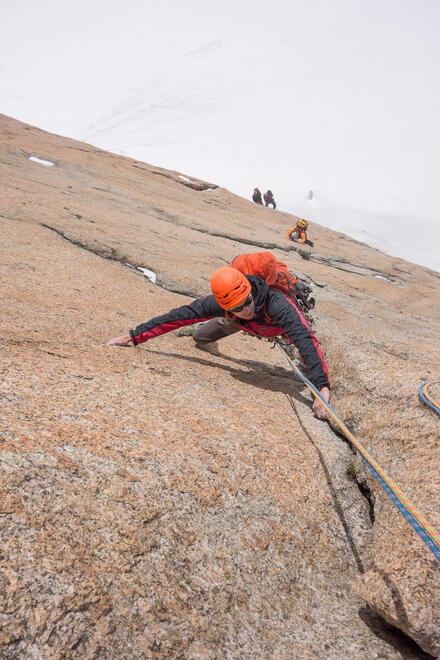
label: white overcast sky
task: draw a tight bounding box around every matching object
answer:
[1,0,439,270]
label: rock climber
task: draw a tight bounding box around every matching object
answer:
[263,190,276,209]
[286,218,313,246]
[252,188,263,205]
[108,267,330,419]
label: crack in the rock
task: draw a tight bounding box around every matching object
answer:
[0,159,21,168]
[309,253,403,282]
[359,605,435,659]
[0,213,25,223]
[132,164,151,172]
[42,217,401,307]
[148,169,218,191]
[333,426,376,524]
[66,145,105,154]
[90,185,112,193]
[354,473,376,524]
[42,223,200,298]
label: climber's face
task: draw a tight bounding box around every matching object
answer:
[233,297,255,320]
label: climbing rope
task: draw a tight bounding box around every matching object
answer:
[418,379,440,415]
[275,339,440,563]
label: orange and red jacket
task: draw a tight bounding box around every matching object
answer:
[286,225,306,243]
[129,276,329,391]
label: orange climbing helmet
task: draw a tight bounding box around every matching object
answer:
[210,266,251,310]
[297,218,308,229]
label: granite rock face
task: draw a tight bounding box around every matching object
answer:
[1,114,439,659]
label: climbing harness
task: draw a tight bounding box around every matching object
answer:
[418,380,440,415]
[275,339,440,563]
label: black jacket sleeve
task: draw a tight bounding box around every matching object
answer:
[265,291,330,390]
[130,295,226,345]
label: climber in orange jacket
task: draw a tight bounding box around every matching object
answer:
[286,218,313,246]
[108,264,329,419]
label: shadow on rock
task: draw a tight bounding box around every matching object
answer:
[285,392,366,574]
[145,347,311,404]
[359,605,435,659]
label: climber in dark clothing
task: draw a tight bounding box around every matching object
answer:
[252,188,263,205]
[264,190,276,209]
[108,268,330,419]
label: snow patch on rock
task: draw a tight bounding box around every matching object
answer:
[29,156,55,167]
[137,266,157,284]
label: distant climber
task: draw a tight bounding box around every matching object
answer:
[252,188,263,205]
[108,254,330,419]
[263,190,276,209]
[286,218,314,247]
